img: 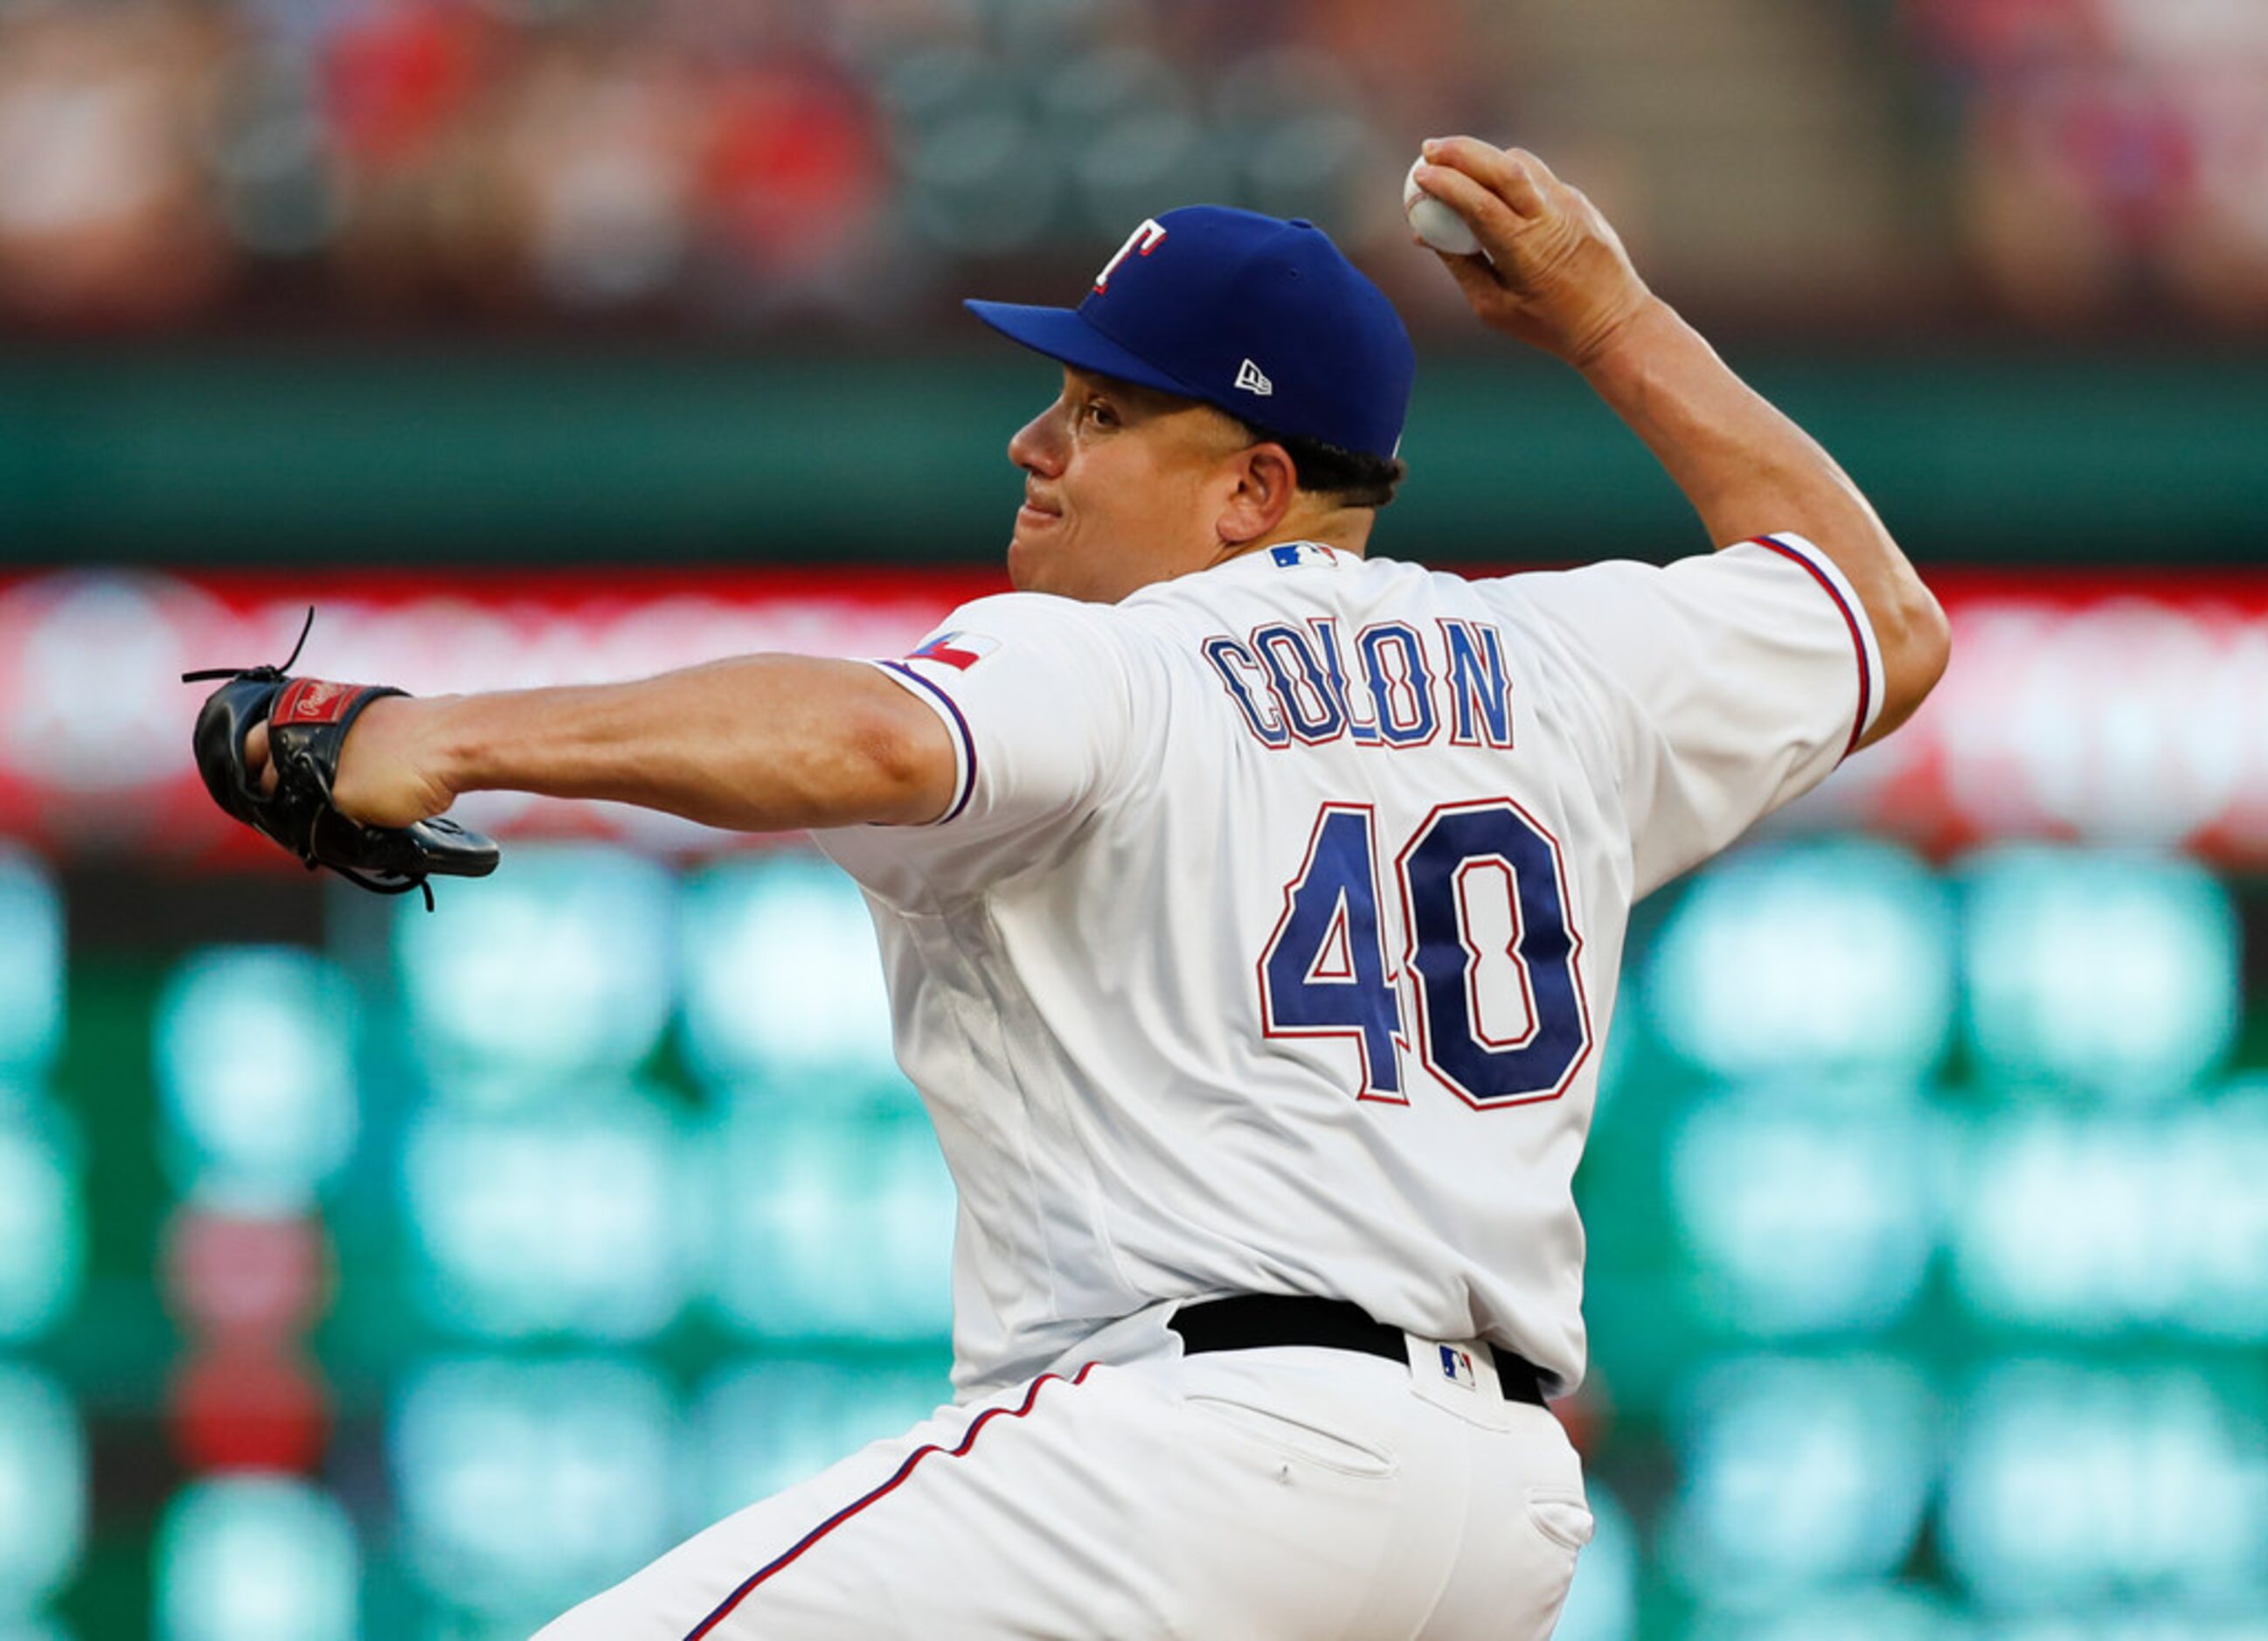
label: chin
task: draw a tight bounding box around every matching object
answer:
[1006,535,1044,594]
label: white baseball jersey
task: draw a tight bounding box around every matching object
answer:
[816,533,1882,1402]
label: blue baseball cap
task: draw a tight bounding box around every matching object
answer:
[966,205,1416,461]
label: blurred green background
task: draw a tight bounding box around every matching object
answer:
[2,0,2265,1637]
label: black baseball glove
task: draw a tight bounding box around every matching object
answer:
[184,612,499,908]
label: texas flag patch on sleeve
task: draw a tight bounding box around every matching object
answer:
[905,630,1001,672]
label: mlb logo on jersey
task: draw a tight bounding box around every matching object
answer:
[906,631,1001,672]
[1268,544,1336,570]
[1439,1346,1477,1391]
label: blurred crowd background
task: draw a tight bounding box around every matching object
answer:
[2,2,2266,1639]
[1,0,2266,335]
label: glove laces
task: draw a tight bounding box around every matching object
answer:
[180,606,317,684]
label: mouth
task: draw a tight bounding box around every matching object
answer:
[1016,497,1060,531]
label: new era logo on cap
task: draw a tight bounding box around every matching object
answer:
[963,205,1416,460]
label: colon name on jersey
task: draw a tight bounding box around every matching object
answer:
[1200,617,1515,751]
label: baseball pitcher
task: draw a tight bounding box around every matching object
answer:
[191,138,1948,1638]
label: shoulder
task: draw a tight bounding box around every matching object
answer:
[1451,557,1669,630]
[908,589,1141,665]
[893,592,1163,722]
[935,589,1107,634]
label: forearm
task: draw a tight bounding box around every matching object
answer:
[1578,301,1876,550]
[413,655,954,832]
[1579,299,1949,738]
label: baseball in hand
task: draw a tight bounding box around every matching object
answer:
[1404,157,1484,258]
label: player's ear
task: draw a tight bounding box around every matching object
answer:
[1216,440,1300,546]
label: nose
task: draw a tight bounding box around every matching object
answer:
[1008,398,1065,478]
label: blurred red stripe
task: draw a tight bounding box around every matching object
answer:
[4,564,2263,863]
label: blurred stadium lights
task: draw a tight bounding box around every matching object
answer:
[1643,838,1956,1083]
[153,1475,359,1641]
[392,846,676,1087]
[1987,1620,2268,1641]
[1668,1085,1934,1336]
[678,855,902,1094]
[389,1356,677,1622]
[400,1088,696,1341]
[0,847,62,1075]
[1950,1087,2268,1340]
[1664,1355,1937,1602]
[160,1212,328,1341]
[708,1097,956,1345]
[0,1097,81,1344]
[0,859,93,1638]
[1960,847,2241,1099]
[0,1366,86,1617]
[168,1339,332,1476]
[1682,1587,1957,1641]
[153,947,361,1215]
[1941,1361,2268,1612]
[0,1617,72,1641]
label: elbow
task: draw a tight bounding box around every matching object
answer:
[1867,572,1952,744]
[1898,577,1952,700]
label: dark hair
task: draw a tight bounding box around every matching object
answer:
[1231,418,1406,509]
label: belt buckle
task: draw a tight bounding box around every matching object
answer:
[1403,1333,1513,1432]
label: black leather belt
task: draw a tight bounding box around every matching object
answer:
[1169,1295,1547,1408]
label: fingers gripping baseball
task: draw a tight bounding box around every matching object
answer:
[1447,139,1553,221]
[1409,138,1655,366]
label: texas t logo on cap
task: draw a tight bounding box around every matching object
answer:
[1094,219,1168,294]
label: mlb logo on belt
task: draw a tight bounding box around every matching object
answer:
[1439,1345,1477,1391]
[906,631,1000,672]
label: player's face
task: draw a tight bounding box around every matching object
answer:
[1004,368,1251,603]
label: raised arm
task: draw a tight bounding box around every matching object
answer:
[247,654,961,832]
[1410,137,1950,744]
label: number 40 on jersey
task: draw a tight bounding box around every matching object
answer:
[1260,800,1594,1110]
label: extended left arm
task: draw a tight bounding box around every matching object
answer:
[250,655,960,833]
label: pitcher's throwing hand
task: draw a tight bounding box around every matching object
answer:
[1408,136,1657,367]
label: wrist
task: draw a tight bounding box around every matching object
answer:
[1568,292,1674,376]
[418,694,479,798]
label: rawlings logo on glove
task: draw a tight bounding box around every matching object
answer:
[183,611,499,909]
[271,676,363,726]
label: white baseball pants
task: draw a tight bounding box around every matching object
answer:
[534,1319,1592,1639]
